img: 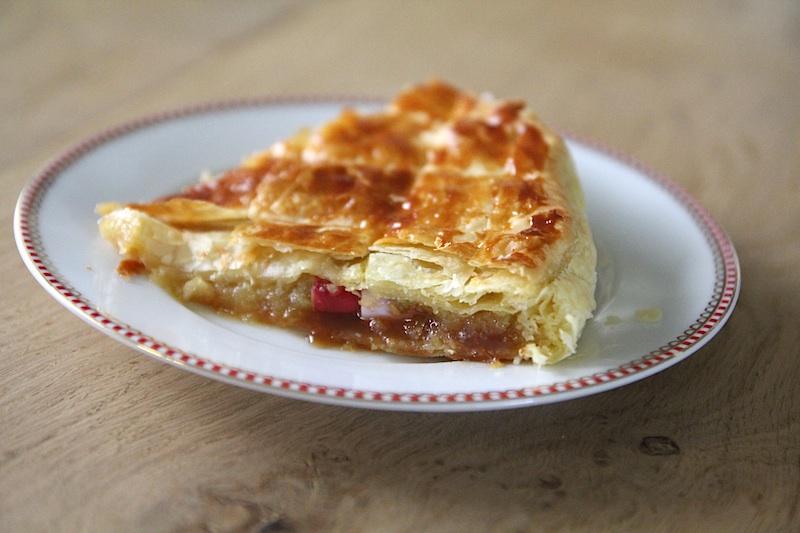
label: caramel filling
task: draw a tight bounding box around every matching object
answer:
[154,270,524,362]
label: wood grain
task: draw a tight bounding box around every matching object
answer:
[2,1,799,531]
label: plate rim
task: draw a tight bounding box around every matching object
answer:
[13,97,741,412]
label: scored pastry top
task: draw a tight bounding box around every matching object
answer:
[147,80,576,271]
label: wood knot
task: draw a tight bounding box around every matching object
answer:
[639,436,681,456]
[538,475,563,490]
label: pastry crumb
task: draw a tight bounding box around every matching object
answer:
[635,308,663,323]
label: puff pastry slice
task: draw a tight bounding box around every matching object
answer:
[98,81,597,364]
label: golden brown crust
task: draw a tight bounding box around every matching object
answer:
[166,80,572,271]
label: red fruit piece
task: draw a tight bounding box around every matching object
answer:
[311,277,361,314]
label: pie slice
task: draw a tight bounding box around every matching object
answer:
[97,80,597,364]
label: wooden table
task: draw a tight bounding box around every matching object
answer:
[2,1,799,531]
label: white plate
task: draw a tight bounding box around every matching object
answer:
[14,99,740,412]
